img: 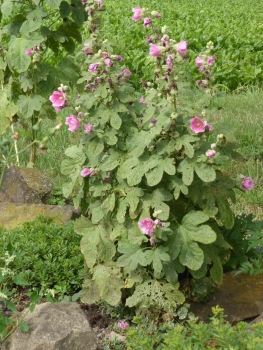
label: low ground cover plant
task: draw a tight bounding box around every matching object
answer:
[0,217,83,294]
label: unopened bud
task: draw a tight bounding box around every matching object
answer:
[161,25,168,34]
[171,113,178,119]
[75,106,81,112]
[153,210,162,217]
[42,136,49,142]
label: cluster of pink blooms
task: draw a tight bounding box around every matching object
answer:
[117,321,129,330]
[241,176,254,191]
[132,6,161,25]
[195,54,216,88]
[138,218,166,245]
[190,117,213,134]
[206,143,216,159]
[64,114,93,134]
[149,41,188,58]
[25,45,40,56]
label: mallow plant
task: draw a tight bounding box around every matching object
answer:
[59,1,254,312]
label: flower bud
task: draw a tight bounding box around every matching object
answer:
[161,25,168,34]
[75,106,81,112]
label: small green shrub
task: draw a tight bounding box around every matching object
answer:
[123,306,263,350]
[0,217,84,295]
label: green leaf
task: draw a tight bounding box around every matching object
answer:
[194,162,216,183]
[45,0,63,8]
[177,158,194,186]
[60,1,71,17]
[13,274,29,286]
[175,211,217,270]
[80,224,116,268]
[181,135,198,158]
[117,244,151,271]
[1,0,13,17]
[82,263,123,306]
[64,145,85,163]
[71,5,85,26]
[101,193,115,215]
[74,216,94,236]
[0,91,18,134]
[20,19,41,35]
[20,320,29,332]
[7,34,44,72]
[86,137,104,158]
[17,94,45,118]
[110,112,122,129]
[146,165,163,186]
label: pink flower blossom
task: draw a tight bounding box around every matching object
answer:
[190,117,207,133]
[49,91,66,108]
[80,168,96,177]
[176,40,188,55]
[206,150,216,158]
[207,56,216,66]
[114,55,124,62]
[144,18,152,27]
[149,44,162,57]
[88,63,99,72]
[140,97,146,104]
[195,56,203,67]
[242,177,254,191]
[155,13,161,18]
[138,218,154,237]
[211,143,216,149]
[132,6,143,21]
[166,55,173,68]
[104,58,114,67]
[205,123,213,132]
[123,69,131,75]
[84,124,92,133]
[102,52,109,58]
[65,115,80,132]
[78,112,83,117]
[97,0,103,6]
[117,321,129,330]
[25,49,33,56]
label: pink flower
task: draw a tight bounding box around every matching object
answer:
[80,168,96,177]
[205,123,213,132]
[190,117,207,133]
[123,69,131,75]
[144,18,152,27]
[114,55,124,62]
[25,49,33,56]
[166,55,173,68]
[207,56,216,66]
[195,56,203,67]
[140,97,146,104]
[49,91,66,108]
[149,44,162,57]
[138,218,154,237]
[206,150,216,159]
[155,13,161,18]
[242,177,254,191]
[84,124,92,133]
[151,118,157,126]
[88,63,99,72]
[176,41,188,55]
[117,321,129,330]
[65,115,80,132]
[97,0,103,6]
[102,52,109,58]
[104,58,114,67]
[211,143,216,149]
[132,6,142,21]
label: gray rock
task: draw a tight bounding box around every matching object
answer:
[0,203,80,229]
[0,166,53,204]
[189,271,263,323]
[249,312,263,325]
[3,302,97,350]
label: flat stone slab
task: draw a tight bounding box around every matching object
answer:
[0,203,80,229]
[2,302,97,350]
[189,271,263,322]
